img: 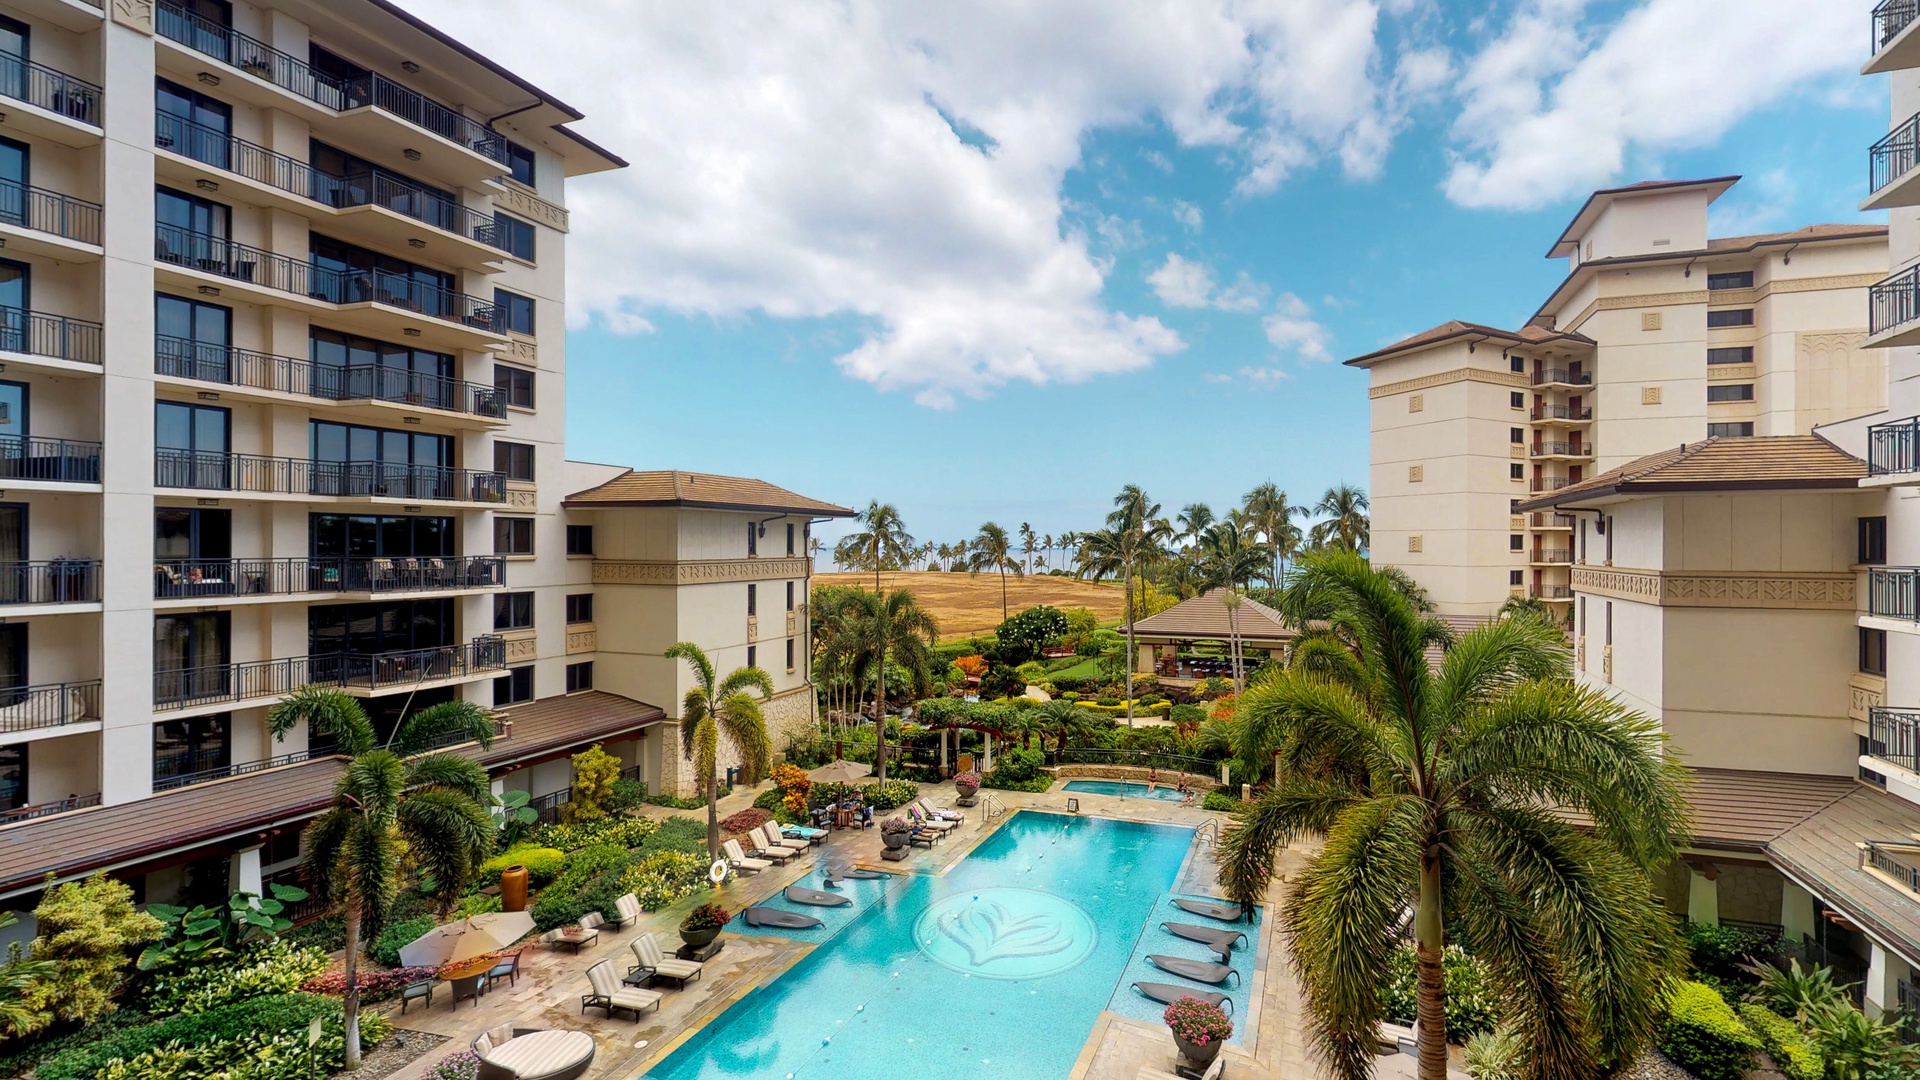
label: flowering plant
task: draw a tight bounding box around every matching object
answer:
[953,771,981,789]
[954,655,989,677]
[880,816,912,834]
[1163,997,1232,1044]
[425,1050,481,1080]
[681,902,729,934]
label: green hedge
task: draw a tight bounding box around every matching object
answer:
[1202,790,1240,812]
[861,780,919,811]
[144,939,329,1015]
[38,993,379,1080]
[371,914,437,968]
[478,845,566,885]
[1736,1003,1822,1080]
[532,815,658,853]
[1657,980,1761,1080]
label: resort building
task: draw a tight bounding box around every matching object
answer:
[0,0,846,921]
[1350,179,1887,618]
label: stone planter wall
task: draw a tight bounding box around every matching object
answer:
[1052,763,1218,790]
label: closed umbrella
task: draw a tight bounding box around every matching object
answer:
[397,910,536,968]
[807,759,872,784]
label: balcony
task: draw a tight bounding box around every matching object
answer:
[1532,404,1592,422]
[157,336,507,424]
[1867,0,1920,74]
[154,114,506,271]
[0,51,101,144]
[154,555,504,600]
[1869,567,1919,620]
[1866,264,1920,348]
[0,307,102,368]
[0,792,98,825]
[0,679,99,734]
[0,177,101,254]
[1529,549,1573,565]
[1529,477,1575,493]
[0,560,100,608]
[1531,584,1573,600]
[1867,415,1920,480]
[1864,841,1920,899]
[155,449,506,505]
[153,636,508,710]
[0,434,100,486]
[153,746,321,793]
[1865,113,1920,210]
[1529,512,1575,530]
[1532,369,1592,388]
[1868,706,1920,775]
[1530,442,1592,460]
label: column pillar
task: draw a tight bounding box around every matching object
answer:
[1866,943,1893,1018]
[1780,879,1816,944]
[982,732,992,773]
[1686,867,1720,926]
[228,846,263,898]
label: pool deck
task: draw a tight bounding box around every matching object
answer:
[375,779,1449,1080]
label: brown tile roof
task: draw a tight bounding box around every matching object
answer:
[1343,320,1595,368]
[1768,785,1920,965]
[1121,589,1296,643]
[1546,176,1742,258]
[1682,768,1858,851]
[1707,223,1890,252]
[563,470,854,517]
[1517,436,1866,510]
[0,692,665,899]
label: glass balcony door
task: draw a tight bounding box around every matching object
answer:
[156,293,233,383]
[153,712,229,787]
[154,611,230,703]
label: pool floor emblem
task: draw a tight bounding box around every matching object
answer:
[913,888,1097,979]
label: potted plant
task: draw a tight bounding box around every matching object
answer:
[1164,997,1232,1068]
[953,770,981,805]
[880,816,912,850]
[679,902,729,949]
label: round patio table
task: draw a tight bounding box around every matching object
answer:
[484,1029,595,1075]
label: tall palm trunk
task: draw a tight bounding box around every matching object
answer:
[1414,851,1449,1080]
[706,765,721,861]
[873,644,888,784]
[1122,561,1136,729]
[999,565,1008,620]
[342,898,364,1068]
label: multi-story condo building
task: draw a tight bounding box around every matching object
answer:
[0,1,848,920]
[1349,180,1886,618]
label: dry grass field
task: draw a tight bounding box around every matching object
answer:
[813,570,1125,638]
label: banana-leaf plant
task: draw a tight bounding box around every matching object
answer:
[494,789,539,848]
[137,883,309,971]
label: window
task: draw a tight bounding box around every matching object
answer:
[786,523,796,555]
[1510,534,1524,551]
[155,508,231,595]
[155,79,232,170]
[1707,422,1754,438]
[495,517,534,556]
[494,213,535,261]
[566,661,594,693]
[746,645,757,670]
[747,583,757,617]
[786,638,795,671]
[503,139,537,187]
[1510,391,1525,409]
[1707,271,1753,290]
[494,441,534,482]
[1510,427,1524,443]
[155,294,233,381]
[155,401,231,489]
[308,421,453,497]
[566,593,594,624]
[565,524,593,555]
[309,235,456,314]
[154,188,231,273]
[310,328,454,408]
[493,592,534,631]
[308,514,453,559]
[1510,499,1521,513]
[153,714,230,788]
[747,522,758,557]
[1510,356,1524,373]
[1860,627,1888,677]
[494,666,534,706]
[1860,516,1888,565]
[1707,347,1753,365]
[154,612,230,703]
[1604,601,1612,646]
[495,364,534,409]
[309,139,459,228]
[308,599,453,656]
[786,581,795,611]
[1706,308,1754,327]
[1706,384,1754,402]
[1510,463,1525,480]
[495,289,535,335]
[1509,570,1523,586]
[1604,515,1613,563]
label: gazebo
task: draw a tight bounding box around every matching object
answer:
[1118,589,1298,685]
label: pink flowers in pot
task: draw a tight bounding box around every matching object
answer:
[1163,997,1232,1045]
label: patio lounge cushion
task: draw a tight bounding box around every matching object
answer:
[485,1030,596,1075]
[638,934,703,981]
[723,839,770,871]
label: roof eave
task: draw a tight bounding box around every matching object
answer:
[562,498,856,516]
[1520,477,1862,510]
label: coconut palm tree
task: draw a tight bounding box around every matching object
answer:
[664,642,772,860]
[836,501,914,591]
[1076,486,1172,727]
[1019,522,1037,574]
[819,589,938,783]
[1309,484,1370,551]
[269,687,497,1068]
[1243,481,1308,588]
[966,522,1023,620]
[1199,523,1268,694]
[1177,503,1215,549]
[1217,551,1687,1080]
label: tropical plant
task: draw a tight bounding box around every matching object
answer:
[1215,551,1687,1080]
[817,589,938,783]
[1497,594,1552,622]
[1199,523,1268,695]
[680,903,729,934]
[1735,1003,1822,1080]
[137,884,310,972]
[145,938,330,1015]
[564,744,622,822]
[1657,980,1762,1080]
[492,789,539,848]
[0,913,50,1035]
[835,501,914,590]
[1177,503,1215,548]
[5,874,163,1038]
[995,605,1068,664]
[1740,958,1850,1021]
[1164,996,1233,1045]
[966,522,1024,620]
[1463,1027,1524,1080]
[1309,483,1371,551]
[266,686,496,1068]
[1243,481,1308,588]
[662,641,772,862]
[1075,485,1173,727]
[1807,1000,1917,1079]
[1019,521,1038,574]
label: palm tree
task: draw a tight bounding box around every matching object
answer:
[1019,522,1037,574]
[1309,484,1370,551]
[819,589,938,782]
[1077,486,1172,727]
[1243,482,1308,588]
[966,522,1023,620]
[836,501,914,591]
[1177,503,1215,549]
[664,642,772,860]
[1199,523,1267,694]
[269,687,497,1068]
[1216,551,1687,1080]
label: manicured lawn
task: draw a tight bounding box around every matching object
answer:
[1043,654,1113,682]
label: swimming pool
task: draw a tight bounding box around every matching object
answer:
[1061,779,1190,803]
[642,813,1197,1080]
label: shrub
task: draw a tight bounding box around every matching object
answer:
[995,606,1068,665]
[861,779,920,811]
[92,1007,391,1080]
[681,903,728,934]
[720,807,772,834]
[1737,1002,1822,1080]
[426,1050,482,1080]
[1202,790,1240,812]
[753,788,785,812]
[300,966,439,1001]
[479,845,567,885]
[639,815,712,856]
[1163,997,1232,1045]
[1463,1027,1522,1080]
[452,892,503,919]
[145,938,329,1014]
[606,777,648,813]
[987,747,1043,782]
[534,815,658,853]
[1378,945,1499,1042]
[1095,695,1120,707]
[371,914,438,968]
[954,655,988,677]
[9,873,165,1037]
[1681,920,1778,981]
[644,790,709,810]
[620,851,711,911]
[564,745,623,822]
[37,992,373,1080]
[530,842,635,931]
[1656,980,1761,1080]
[1169,704,1206,726]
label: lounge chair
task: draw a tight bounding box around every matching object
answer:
[613,892,643,929]
[744,828,797,864]
[915,798,964,823]
[722,838,770,873]
[783,885,852,907]
[581,958,661,1020]
[744,906,823,929]
[781,823,828,846]
[1148,954,1239,985]
[908,806,956,833]
[1131,981,1232,1015]
[757,822,809,854]
[629,932,704,989]
[1162,922,1247,960]
[1171,897,1243,922]
[472,1026,596,1080]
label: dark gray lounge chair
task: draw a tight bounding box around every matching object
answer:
[1171,897,1243,922]
[744,906,823,929]
[1148,954,1239,985]
[1163,921,1248,959]
[1132,981,1233,1015]
[785,885,853,907]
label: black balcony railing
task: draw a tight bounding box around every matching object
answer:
[154,637,507,708]
[0,177,101,245]
[0,306,102,365]
[0,792,99,825]
[154,555,504,598]
[1869,416,1920,475]
[1871,567,1920,620]
[0,51,100,126]
[155,2,506,164]
[0,434,100,484]
[1532,404,1592,421]
[1529,477,1574,492]
[1531,442,1590,457]
[1872,114,1920,195]
[1531,584,1573,600]
[155,114,501,249]
[0,680,100,734]
[155,448,507,503]
[156,336,506,419]
[1532,549,1573,564]
[153,746,322,792]
[1877,0,1919,52]
[1867,842,1920,898]
[1871,265,1920,336]
[154,225,499,331]
[1532,369,1592,386]
[0,560,99,604]
[1869,707,1920,775]
[1529,512,1575,528]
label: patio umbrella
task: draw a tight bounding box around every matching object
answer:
[397,910,536,968]
[808,759,872,784]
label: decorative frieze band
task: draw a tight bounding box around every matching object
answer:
[501,338,537,364]
[112,0,154,34]
[1368,367,1527,399]
[566,628,597,655]
[593,556,812,586]
[1563,274,1882,334]
[507,484,537,511]
[494,183,570,232]
[1570,566,1857,609]
[499,629,537,662]
[1850,673,1886,723]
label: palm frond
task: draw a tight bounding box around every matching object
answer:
[341,818,400,946]
[1431,613,1571,725]
[718,691,771,784]
[717,665,774,702]
[393,699,498,756]
[267,686,375,755]
[664,641,716,695]
[338,750,407,827]
[1217,776,1370,910]
[300,808,352,907]
[396,788,494,901]
[404,753,492,806]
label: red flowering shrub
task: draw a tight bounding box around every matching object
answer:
[719,807,772,834]
[301,965,441,1002]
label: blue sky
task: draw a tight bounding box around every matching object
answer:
[407,0,1883,553]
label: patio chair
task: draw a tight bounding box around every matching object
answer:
[629,932,704,989]
[486,947,526,991]
[908,806,956,833]
[915,797,964,823]
[744,827,797,864]
[581,958,661,1020]
[449,972,486,1008]
[722,838,770,874]
[613,892,642,929]
[398,978,435,1014]
[757,822,809,854]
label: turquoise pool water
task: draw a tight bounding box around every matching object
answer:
[642,813,1197,1080]
[1062,779,1190,803]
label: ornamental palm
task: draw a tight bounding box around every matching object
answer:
[1019,522,1037,574]
[1177,502,1215,548]
[836,501,914,591]
[1217,551,1687,1080]
[818,589,937,783]
[1199,523,1268,694]
[1076,487,1172,727]
[1243,481,1308,588]
[665,641,773,862]
[1309,483,1371,551]
[966,522,1023,620]
[269,687,497,1069]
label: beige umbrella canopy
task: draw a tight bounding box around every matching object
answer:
[807,759,873,784]
[397,910,536,968]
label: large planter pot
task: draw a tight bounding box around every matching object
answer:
[680,926,721,949]
[1174,1035,1224,1069]
[955,782,978,799]
[882,829,910,850]
[499,865,529,912]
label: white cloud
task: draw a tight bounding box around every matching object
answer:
[1172,200,1204,231]
[1238,365,1294,386]
[1445,0,1858,209]
[1146,254,1267,312]
[1263,293,1333,362]
[392,0,1405,404]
